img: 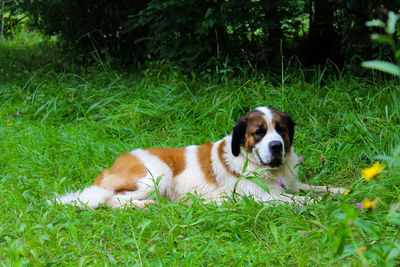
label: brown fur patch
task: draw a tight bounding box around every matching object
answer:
[147,147,186,177]
[271,109,292,153]
[197,142,218,186]
[93,153,146,193]
[218,140,239,177]
[243,111,268,152]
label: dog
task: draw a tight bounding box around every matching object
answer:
[51,106,344,209]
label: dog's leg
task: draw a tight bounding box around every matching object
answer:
[291,182,346,195]
[269,191,323,205]
[104,173,167,208]
[92,152,175,208]
[107,194,156,209]
[50,185,115,209]
[275,194,306,204]
[223,180,315,205]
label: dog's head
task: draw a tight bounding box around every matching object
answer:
[231,107,295,168]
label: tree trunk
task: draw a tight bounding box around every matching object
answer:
[307,0,342,66]
[1,0,4,39]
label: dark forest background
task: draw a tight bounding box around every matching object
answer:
[2,0,399,71]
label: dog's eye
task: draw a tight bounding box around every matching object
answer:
[275,124,285,134]
[254,128,266,136]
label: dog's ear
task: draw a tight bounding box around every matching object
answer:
[284,113,296,145]
[231,116,247,156]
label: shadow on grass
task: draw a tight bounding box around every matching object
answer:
[0,30,80,82]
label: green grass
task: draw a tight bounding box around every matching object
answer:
[1,31,400,266]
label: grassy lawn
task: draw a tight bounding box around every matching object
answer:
[1,32,400,266]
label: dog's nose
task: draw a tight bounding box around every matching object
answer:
[269,141,283,153]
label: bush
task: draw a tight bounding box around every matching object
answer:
[19,0,149,64]
[17,0,400,70]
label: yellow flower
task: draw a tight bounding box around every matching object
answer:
[358,246,367,254]
[361,162,385,182]
[361,198,380,210]
[343,189,350,196]
[324,139,332,145]
[7,123,13,126]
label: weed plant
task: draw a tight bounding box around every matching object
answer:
[0,30,399,265]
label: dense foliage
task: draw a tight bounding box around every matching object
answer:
[9,0,398,69]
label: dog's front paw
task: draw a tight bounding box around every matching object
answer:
[328,187,347,195]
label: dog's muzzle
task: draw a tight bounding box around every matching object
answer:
[256,141,284,168]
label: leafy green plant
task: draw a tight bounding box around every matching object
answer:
[362,10,400,76]
[231,152,270,202]
[14,0,398,70]
[324,9,400,266]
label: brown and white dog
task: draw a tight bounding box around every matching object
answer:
[52,106,344,209]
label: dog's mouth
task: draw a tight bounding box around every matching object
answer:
[256,153,282,168]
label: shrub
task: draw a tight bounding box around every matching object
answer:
[17,0,400,70]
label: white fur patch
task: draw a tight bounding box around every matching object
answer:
[254,106,285,165]
[173,146,219,200]
[50,186,114,209]
[130,149,173,198]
